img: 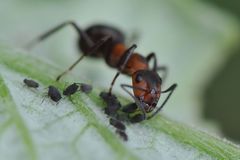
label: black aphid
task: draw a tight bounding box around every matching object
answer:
[100,92,121,116]
[23,79,39,88]
[48,85,62,102]
[80,83,92,93]
[63,83,79,96]
[115,129,128,141]
[129,114,145,123]
[122,103,138,113]
[109,118,126,131]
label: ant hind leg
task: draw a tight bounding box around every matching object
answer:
[56,35,112,81]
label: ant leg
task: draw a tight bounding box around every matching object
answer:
[146,52,168,82]
[120,84,147,120]
[56,36,112,81]
[146,52,157,71]
[108,44,137,94]
[147,83,177,120]
[25,21,93,49]
[56,54,85,81]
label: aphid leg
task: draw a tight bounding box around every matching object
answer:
[146,52,168,82]
[120,84,147,120]
[41,95,47,104]
[108,44,137,94]
[147,83,177,120]
[24,21,93,49]
[56,35,112,81]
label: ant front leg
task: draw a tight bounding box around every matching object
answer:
[108,44,137,94]
[146,52,168,82]
[147,83,177,120]
[56,35,112,81]
[120,84,147,123]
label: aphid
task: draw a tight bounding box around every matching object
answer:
[63,82,92,96]
[122,103,138,113]
[23,79,39,88]
[128,114,145,123]
[63,83,79,96]
[100,92,121,116]
[109,118,126,131]
[26,21,177,121]
[115,129,128,141]
[48,85,62,102]
[80,83,92,93]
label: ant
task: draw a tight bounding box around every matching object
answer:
[25,21,177,121]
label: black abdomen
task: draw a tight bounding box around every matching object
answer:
[79,24,125,57]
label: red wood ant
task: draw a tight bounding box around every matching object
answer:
[25,21,177,121]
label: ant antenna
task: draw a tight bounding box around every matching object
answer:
[120,84,147,119]
[147,83,177,120]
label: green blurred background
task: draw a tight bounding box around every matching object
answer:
[203,0,240,143]
[0,0,240,143]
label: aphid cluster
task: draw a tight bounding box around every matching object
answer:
[25,21,177,141]
[23,79,92,103]
[100,92,121,117]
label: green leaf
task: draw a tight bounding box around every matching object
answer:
[0,45,239,160]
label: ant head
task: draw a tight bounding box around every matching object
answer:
[132,70,162,112]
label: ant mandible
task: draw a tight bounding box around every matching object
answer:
[26,21,177,121]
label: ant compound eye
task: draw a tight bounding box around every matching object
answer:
[135,74,143,83]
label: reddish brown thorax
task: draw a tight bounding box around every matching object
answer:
[108,43,126,67]
[108,43,149,74]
